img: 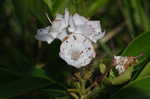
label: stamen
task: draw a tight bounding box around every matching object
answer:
[45,13,53,24]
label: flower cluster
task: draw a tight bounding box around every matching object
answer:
[113,56,138,74]
[35,9,105,68]
[113,56,128,74]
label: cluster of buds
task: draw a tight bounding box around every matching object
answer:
[112,56,138,74]
[35,9,105,68]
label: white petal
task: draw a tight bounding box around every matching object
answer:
[72,13,88,25]
[59,34,95,68]
[51,11,69,35]
[68,14,104,43]
[81,21,105,42]
[52,19,66,33]
[55,14,63,19]
[115,64,125,74]
[64,9,69,26]
[68,16,92,34]
[35,34,54,44]
[68,15,76,33]
[87,31,105,43]
[56,29,68,41]
[35,26,54,44]
[87,21,101,32]
[48,10,70,41]
[114,56,128,74]
[36,26,50,35]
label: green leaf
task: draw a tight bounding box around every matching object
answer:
[137,62,150,79]
[52,0,69,14]
[43,0,53,11]
[40,88,66,97]
[121,32,150,81]
[31,68,54,81]
[109,67,133,85]
[131,0,150,32]
[110,77,150,99]
[12,0,30,25]
[0,77,54,98]
[28,0,50,25]
[0,48,34,77]
[0,67,19,85]
[122,31,150,56]
[87,0,110,16]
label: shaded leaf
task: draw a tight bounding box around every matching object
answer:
[87,0,110,16]
[0,67,19,84]
[0,47,34,76]
[0,77,54,98]
[122,31,150,56]
[32,67,54,81]
[12,0,30,25]
[110,77,150,99]
[109,67,133,85]
[137,62,150,79]
[40,88,66,97]
[121,32,150,81]
[43,0,53,11]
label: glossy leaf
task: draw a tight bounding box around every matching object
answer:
[121,32,150,81]
[110,77,150,99]
[137,62,150,79]
[0,77,54,98]
[122,31,150,56]
[109,67,133,85]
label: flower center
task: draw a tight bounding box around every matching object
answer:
[71,50,81,61]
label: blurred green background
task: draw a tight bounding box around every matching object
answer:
[0,0,150,99]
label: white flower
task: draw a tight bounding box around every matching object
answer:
[59,34,96,68]
[35,9,105,68]
[68,14,105,43]
[35,9,70,44]
[114,56,128,74]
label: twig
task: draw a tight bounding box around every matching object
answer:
[100,23,125,43]
[86,65,113,91]
[70,92,79,99]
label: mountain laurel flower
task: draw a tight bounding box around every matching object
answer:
[113,56,138,74]
[68,14,105,43]
[59,34,96,68]
[35,9,105,68]
[113,56,128,74]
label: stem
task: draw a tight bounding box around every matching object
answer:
[100,42,112,56]
[70,93,79,99]
[68,89,80,93]
[87,65,113,91]
[101,23,125,43]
